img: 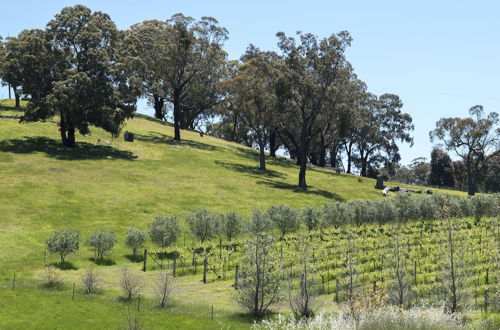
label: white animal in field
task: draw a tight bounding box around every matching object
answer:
[105,140,112,145]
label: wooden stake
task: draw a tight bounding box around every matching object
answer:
[143,249,147,272]
[72,283,76,300]
[12,273,16,290]
[234,265,239,290]
[203,258,208,283]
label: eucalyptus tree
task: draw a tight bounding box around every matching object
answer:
[0,36,23,107]
[16,5,138,147]
[430,105,499,195]
[276,31,352,188]
[353,93,414,177]
[223,47,281,170]
[127,14,228,140]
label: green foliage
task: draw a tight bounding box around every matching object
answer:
[186,209,220,243]
[148,216,181,250]
[125,227,148,256]
[220,212,243,241]
[247,210,272,235]
[301,207,321,232]
[45,230,80,263]
[321,202,355,228]
[237,233,282,317]
[15,5,138,147]
[86,230,118,260]
[267,205,300,238]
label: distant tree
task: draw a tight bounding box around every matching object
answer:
[267,205,300,239]
[149,216,181,250]
[125,227,148,256]
[45,230,80,263]
[452,160,467,191]
[154,268,174,308]
[16,5,139,147]
[186,209,219,243]
[237,233,282,317]
[428,148,454,188]
[0,36,23,107]
[430,105,499,195]
[86,230,117,261]
[222,46,281,170]
[220,212,243,241]
[125,14,228,139]
[276,31,352,188]
[479,152,500,193]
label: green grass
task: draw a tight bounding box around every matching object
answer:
[0,99,467,328]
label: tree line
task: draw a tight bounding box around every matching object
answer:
[0,5,497,192]
[0,5,415,189]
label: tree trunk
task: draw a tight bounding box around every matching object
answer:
[361,156,368,177]
[66,124,76,148]
[298,132,308,189]
[269,129,277,157]
[346,141,353,174]
[173,98,181,141]
[319,135,327,167]
[153,94,165,120]
[14,89,20,108]
[330,145,338,168]
[258,138,266,171]
[60,117,68,146]
[466,159,475,196]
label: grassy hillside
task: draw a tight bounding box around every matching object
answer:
[0,99,469,328]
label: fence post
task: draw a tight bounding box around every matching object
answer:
[12,273,16,290]
[72,283,76,300]
[414,260,417,285]
[234,265,239,290]
[203,258,208,283]
[137,294,141,312]
[211,304,214,320]
[143,249,147,272]
[484,290,488,312]
[373,280,377,294]
[335,278,339,303]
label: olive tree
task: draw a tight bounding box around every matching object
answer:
[86,230,117,261]
[220,212,243,241]
[186,209,219,243]
[149,216,181,251]
[45,230,80,264]
[301,207,321,232]
[267,205,300,239]
[125,227,148,256]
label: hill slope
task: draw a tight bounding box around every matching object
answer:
[0,99,461,268]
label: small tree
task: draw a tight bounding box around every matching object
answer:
[237,233,282,317]
[149,216,181,251]
[125,227,148,256]
[186,209,219,243]
[81,267,100,294]
[301,207,321,232]
[120,267,145,301]
[86,230,118,261]
[247,210,272,235]
[267,205,300,239]
[288,236,318,319]
[220,212,243,241]
[387,224,413,308]
[45,230,80,264]
[154,268,174,308]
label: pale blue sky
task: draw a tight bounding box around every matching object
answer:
[1,0,499,165]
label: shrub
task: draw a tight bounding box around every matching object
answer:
[81,266,100,294]
[41,265,63,289]
[301,207,321,232]
[247,210,272,235]
[125,227,148,256]
[120,267,145,301]
[149,216,181,250]
[86,230,118,261]
[45,230,80,264]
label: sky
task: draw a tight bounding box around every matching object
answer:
[1,0,499,165]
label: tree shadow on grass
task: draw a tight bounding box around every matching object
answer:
[50,261,78,270]
[135,132,220,152]
[0,136,137,161]
[234,147,296,168]
[214,160,286,179]
[256,179,344,201]
[89,258,116,266]
[125,254,144,263]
